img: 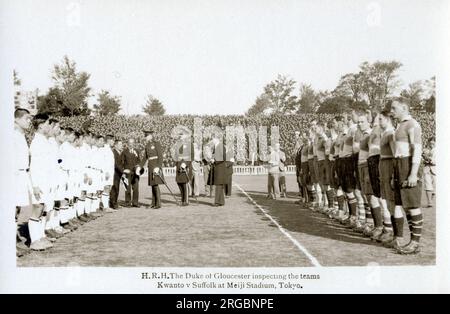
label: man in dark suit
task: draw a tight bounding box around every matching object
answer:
[109,139,124,209]
[211,135,227,206]
[203,145,214,197]
[122,138,143,207]
[141,130,164,209]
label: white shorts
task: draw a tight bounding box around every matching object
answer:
[96,171,104,191]
[80,170,89,191]
[35,184,54,212]
[87,169,100,193]
[105,170,114,186]
[55,170,69,200]
[69,171,80,197]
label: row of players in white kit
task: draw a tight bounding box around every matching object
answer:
[15,112,115,250]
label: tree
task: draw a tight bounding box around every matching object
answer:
[297,84,319,113]
[423,76,436,99]
[37,87,64,115]
[51,55,91,116]
[349,100,370,111]
[316,95,352,114]
[400,81,423,111]
[334,72,364,103]
[424,95,435,113]
[246,93,270,116]
[263,74,298,113]
[142,95,166,116]
[359,60,402,110]
[93,90,122,116]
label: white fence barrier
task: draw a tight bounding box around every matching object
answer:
[142,165,297,177]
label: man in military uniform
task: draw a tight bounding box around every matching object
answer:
[142,130,164,209]
[174,131,193,206]
[122,138,143,207]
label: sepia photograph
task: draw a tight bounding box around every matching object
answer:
[1,0,449,295]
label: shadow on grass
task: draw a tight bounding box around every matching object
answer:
[242,190,377,246]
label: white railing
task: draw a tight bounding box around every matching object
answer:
[142,165,296,177]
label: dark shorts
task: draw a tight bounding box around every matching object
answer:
[379,158,395,202]
[335,157,343,187]
[301,161,311,186]
[329,159,339,189]
[353,153,361,190]
[367,155,381,198]
[308,159,319,184]
[393,157,423,208]
[317,159,331,186]
[340,156,357,193]
[358,163,373,196]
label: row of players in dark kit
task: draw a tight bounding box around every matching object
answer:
[292,99,429,255]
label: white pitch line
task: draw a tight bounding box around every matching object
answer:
[234,183,322,267]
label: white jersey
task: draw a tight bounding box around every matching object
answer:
[13,127,31,207]
[59,141,74,199]
[59,142,73,172]
[81,143,96,193]
[79,143,91,191]
[90,145,102,192]
[71,144,82,196]
[49,137,65,200]
[29,133,53,207]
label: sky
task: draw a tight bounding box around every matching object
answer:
[0,0,446,115]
